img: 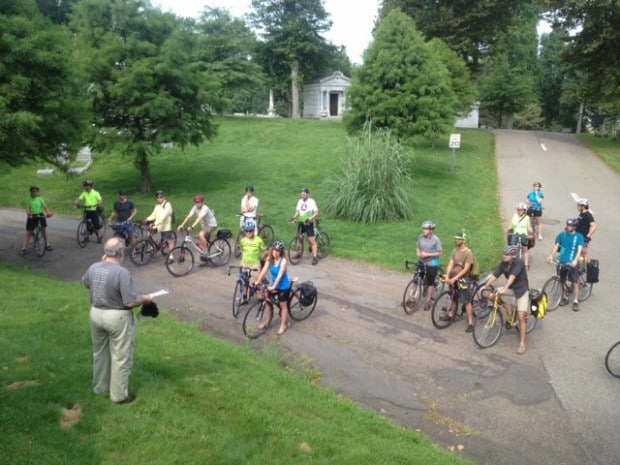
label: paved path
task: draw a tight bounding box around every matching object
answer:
[1,130,618,465]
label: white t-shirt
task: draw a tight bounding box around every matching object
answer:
[240,195,259,219]
[295,198,318,222]
[190,204,217,229]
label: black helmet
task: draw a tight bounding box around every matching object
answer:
[155,190,165,197]
[29,185,39,192]
[566,218,578,227]
[83,180,94,187]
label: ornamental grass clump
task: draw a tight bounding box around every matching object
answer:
[323,123,413,224]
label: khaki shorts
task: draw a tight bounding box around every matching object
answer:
[501,288,529,312]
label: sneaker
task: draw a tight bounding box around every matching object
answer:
[115,394,136,405]
[572,301,579,312]
[241,298,249,305]
[465,324,474,333]
[20,248,27,255]
[538,235,543,241]
[312,256,319,265]
[45,245,53,251]
[559,297,569,306]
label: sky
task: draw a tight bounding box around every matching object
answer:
[152,0,380,64]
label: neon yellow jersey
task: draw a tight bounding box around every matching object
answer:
[78,190,102,210]
[240,235,266,266]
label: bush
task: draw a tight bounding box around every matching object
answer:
[323,122,413,224]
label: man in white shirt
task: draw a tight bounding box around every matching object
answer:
[240,186,258,230]
[291,187,320,265]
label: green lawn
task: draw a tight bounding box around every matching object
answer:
[578,133,620,174]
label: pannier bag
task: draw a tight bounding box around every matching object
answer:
[216,228,232,240]
[586,259,599,283]
[529,289,548,320]
[299,281,318,306]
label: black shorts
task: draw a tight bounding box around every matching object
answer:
[423,265,439,286]
[298,221,316,237]
[26,215,47,231]
[84,210,101,229]
[510,234,529,246]
[269,288,291,303]
[527,207,542,217]
[559,264,580,283]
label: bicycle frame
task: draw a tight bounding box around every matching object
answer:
[402,260,444,314]
[473,293,536,349]
[287,219,331,265]
[165,229,231,277]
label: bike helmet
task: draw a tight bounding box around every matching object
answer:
[243,220,256,232]
[272,240,285,252]
[422,220,435,229]
[29,186,39,192]
[577,198,589,207]
[83,180,94,187]
[193,195,204,203]
[155,190,165,197]
[533,181,542,188]
[300,187,310,194]
[516,202,527,210]
[503,245,519,256]
[566,218,579,227]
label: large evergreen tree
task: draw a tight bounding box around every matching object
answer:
[344,9,457,147]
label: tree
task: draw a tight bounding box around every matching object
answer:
[344,9,457,147]
[71,0,221,192]
[0,0,87,168]
[248,0,332,119]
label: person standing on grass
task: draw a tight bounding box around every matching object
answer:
[416,220,443,311]
[21,186,53,255]
[83,237,154,404]
[291,187,320,265]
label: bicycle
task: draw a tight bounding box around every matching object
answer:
[129,221,177,266]
[228,265,269,318]
[472,292,538,349]
[401,260,445,314]
[109,221,136,247]
[604,340,620,378]
[430,274,494,329]
[165,228,232,277]
[233,213,275,258]
[76,206,107,248]
[541,261,593,311]
[242,280,318,339]
[287,219,331,265]
[28,214,50,257]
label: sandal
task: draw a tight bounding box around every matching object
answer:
[258,322,270,330]
[517,345,526,355]
[277,325,287,336]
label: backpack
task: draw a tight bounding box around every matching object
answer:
[165,201,175,224]
[462,249,480,280]
[529,289,548,320]
[299,281,318,307]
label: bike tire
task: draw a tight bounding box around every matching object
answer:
[287,235,304,265]
[289,289,317,322]
[578,272,593,302]
[431,291,454,329]
[473,307,503,349]
[515,314,538,334]
[33,225,46,257]
[208,238,231,267]
[471,284,494,314]
[402,279,423,315]
[259,224,275,248]
[166,246,194,277]
[317,231,331,258]
[233,232,243,258]
[243,301,268,339]
[542,276,563,311]
[604,340,620,378]
[232,280,244,318]
[130,240,155,266]
[77,221,89,248]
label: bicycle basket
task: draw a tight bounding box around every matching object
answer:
[299,281,317,306]
[217,228,232,240]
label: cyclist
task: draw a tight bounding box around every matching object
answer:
[21,186,53,255]
[240,186,258,231]
[416,220,443,311]
[177,195,217,253]
[575,198,597,263]
[74,179,104,243]
[506,202,533,270]
[441,231,475,332]
[547,218,584,312]
[238,220,266,304]
[526,181,544,241]
[482,245,530,355]
[144,191,175,260]
[107,189,138,245]
[253,241,292,336]
[291,187,320,265]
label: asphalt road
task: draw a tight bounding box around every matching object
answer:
[1,130,618,465]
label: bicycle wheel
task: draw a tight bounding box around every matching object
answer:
[542,276,563,311]
[515,314,538,334]
[77,221,89,248]
[289,289,317,322]
[577,272,593,302]
[259,224,275,247]
[233,231,243,258]
[287,235,304,265]
[232,280,245,318]
[471,284,493,313]
[208,238,231,267]
[33,225,46,257]
[604,341,620,378]
[317,231,331,258]
[431,291,454,329]
[130,240,155,266]
[166,246,194,277]
[402,279,423,315]
[243,301,268,339]
[473,307,504,349]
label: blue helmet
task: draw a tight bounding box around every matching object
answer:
[243,221,256,232]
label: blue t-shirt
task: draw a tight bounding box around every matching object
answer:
[270,259,291,291]
[555,231,584,264]
[527,190,544,210]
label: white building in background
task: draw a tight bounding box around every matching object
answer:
[455,103,480,129]
[303,71,350,119]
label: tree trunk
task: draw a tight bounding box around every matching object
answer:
[138,149,151,193]
[290,61,300,119]
[576,100,584,134]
